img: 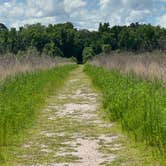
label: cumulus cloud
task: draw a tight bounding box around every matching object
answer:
[64,0,86,13]
[11,16,56,29]
[25,0,66,17]
[125,9,151,24]
[0,0,165,29]
[0,1,23,20]
[157,14,166,27]
[122,0,153,10]
[100,0,123,12]
[99,0,111,10]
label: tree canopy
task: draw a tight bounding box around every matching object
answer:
[0,22,166,63]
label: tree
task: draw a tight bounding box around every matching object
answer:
[82,47,95,63]
[158,35,166,50]
[43,42,63,57]
[7,27,18,54]
[0,23,8,31]
[102,44,112,54]
[99,22,110,33]
[0,28,8,53]
[0,22,165,61]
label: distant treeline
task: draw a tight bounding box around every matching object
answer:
[0,22,166,63]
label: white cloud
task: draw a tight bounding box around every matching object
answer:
[100,0,123,11]
[0,0,165,29]
[64,0,86,13]
[4,2,12,8]
[97,0,160,27]
[70,9,102,30]
[11,16,56,29]
[25,0,65,17]
[0,1,24,19]
[157,14,166,27]
[99,0,111,9]
[125,9,151,24]
[123,0,153,10]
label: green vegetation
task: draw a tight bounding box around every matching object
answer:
[43,42,64,57]
[0,20,166,164]
[82,47,95,63]
[0,64,76,162]
[84,64,166,158]
[0,22,166,63]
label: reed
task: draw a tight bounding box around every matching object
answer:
[92,51,166,81]
[0,53,71,80]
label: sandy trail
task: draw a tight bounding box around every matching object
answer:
[13,66,122,166]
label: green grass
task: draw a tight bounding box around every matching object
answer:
[84,64,166,159]
[0,64,77,162]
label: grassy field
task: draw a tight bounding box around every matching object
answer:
[0,64,76,163]
[0,53,71,80]
[84,64,166,161]
[92,52,166,81]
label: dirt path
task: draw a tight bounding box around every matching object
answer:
[12,66,128,165]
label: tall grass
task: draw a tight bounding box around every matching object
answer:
[92,52,166,81]
[0,51,72,80]
[84,64,166,157]
[0,64,76,162]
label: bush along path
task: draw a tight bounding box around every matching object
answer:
[10,66,161,166]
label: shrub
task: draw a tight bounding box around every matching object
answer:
[102,44,112,54]
[82,47,95,63]
[43,42,64,57]
[26,46,39,57]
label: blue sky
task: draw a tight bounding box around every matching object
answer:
[0,0,166,30]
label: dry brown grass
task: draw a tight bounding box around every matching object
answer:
[0,53,71,80]
[91,51,166,81]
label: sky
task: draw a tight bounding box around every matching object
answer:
[0,0,166,30]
